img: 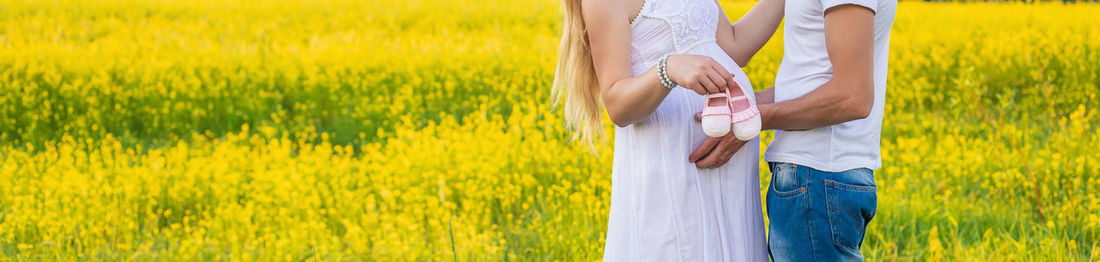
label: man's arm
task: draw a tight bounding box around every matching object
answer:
[757,4,875,131]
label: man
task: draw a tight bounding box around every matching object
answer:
[690,0,896,259]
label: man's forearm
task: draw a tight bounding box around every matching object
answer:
[758,80,872,131]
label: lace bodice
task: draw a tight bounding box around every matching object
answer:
[629,0,721,75]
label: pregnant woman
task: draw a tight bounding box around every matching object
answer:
[552,0,783,260]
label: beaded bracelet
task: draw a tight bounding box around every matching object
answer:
[658,54,676,89]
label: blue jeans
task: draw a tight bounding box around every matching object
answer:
[766,162,877,261]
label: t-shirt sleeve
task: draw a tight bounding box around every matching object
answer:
[821,0,877,14]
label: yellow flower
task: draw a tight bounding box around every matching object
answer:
[0,0,1097,260]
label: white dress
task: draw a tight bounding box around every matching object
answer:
[603,0,768,261]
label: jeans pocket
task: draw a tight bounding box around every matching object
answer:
[769,162,805,197]
[825,179,877,252]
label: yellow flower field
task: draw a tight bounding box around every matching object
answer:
[1,0,1098,260]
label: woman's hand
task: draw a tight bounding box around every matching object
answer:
[666,54,737,95]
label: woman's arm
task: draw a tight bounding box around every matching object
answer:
[714,0,785,67]
[584,0,738,127]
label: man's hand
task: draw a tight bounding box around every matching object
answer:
[690,112,750,169]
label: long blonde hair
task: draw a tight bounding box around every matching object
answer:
[552,0,603,149]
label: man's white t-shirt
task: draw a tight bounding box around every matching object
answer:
[763,0,897,172]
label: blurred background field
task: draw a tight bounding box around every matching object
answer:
[1,0,1098,260]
